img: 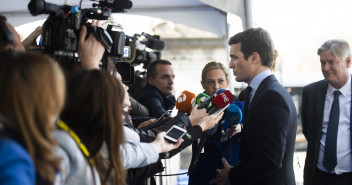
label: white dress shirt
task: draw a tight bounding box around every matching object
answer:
[317,75,352,174]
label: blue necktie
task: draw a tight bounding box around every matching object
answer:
[323,90,341,172]
[243,86,252,119]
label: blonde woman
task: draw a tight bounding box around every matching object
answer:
[0,51,65,185]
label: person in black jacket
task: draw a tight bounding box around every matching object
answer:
[302,39,352,185]
[211,27,297,185]
[134,60,176,119]
[117,70,224,185]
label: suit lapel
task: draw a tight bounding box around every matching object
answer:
[316,81,328,135]
[243,75,276,124]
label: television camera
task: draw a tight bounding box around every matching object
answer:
[28,0,165,88]
[27,0,132,68]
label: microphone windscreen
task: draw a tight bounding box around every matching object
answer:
[196,93,210,108]
[147,39,165,50]
[212,90,235,109]
[225,104,242,127]
[215,89,226,95]
[176,90,196,114]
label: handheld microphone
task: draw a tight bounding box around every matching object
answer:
[175,90,196,114]
[196,93,210,108]
[224,104,242,127]
[207,90,234,115]
[215,89,226,95]
[197,89,226,109]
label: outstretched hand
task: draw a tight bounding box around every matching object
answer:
[197,112,224,131]
[78,20,105,70]
[150,132,183,154]
[188,105,208,126]
[137,118,157,128]
[209,158,232,185]
[226,124,242,136]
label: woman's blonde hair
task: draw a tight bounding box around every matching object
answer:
[201,61,230,83]
[0,51,65,184]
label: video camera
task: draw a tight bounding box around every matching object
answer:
[27,0,166,89]
[27,0,132,62]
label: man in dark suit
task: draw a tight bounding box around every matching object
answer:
[210,28,297,185]
[134,59,176,119]
[301,39,352,185]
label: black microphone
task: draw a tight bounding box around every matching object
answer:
[141,32,165,50]
[28,0,62,16]
[146,39,165,50]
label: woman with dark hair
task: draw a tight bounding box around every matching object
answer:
[0,51,65,185]
[56,69,182,185]
[56,70,127,185]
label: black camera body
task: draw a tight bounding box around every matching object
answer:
[28,0,131,58]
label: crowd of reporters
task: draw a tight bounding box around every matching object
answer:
[0,15,230,185]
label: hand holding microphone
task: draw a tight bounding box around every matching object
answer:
[203,90,234,135]
[197,112,224,131]
[188,104,208,127]
[222,103,243,136]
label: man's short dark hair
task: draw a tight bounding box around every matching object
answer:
[228,28,275,68]
[146,59,172,79]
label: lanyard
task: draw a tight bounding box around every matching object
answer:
[57,119,95,166]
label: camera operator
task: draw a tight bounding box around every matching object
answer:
[0,14,104,71]
[0,15,26,52]
[77,20,105,70]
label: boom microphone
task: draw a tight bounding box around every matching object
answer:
[176,90,196,114]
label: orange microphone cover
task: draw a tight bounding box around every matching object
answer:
[176,90,196,114]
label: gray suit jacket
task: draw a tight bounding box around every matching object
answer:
[301,78,352,185]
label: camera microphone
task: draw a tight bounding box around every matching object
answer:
[141,32,165,50]
[28,0,62,16]
[146,39,165,50]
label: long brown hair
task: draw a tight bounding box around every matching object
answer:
[60,69,126,185]
[0,51,65,184]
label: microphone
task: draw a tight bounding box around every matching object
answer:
[196,93,210,109]
[207,90,234,115]
[146,39,165,50]
[224,104,242,127]
[141,32,165,50]
[204,90,234,135]
[176,90,196,114]
[28,0,63,16]
[197,89,226,109]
